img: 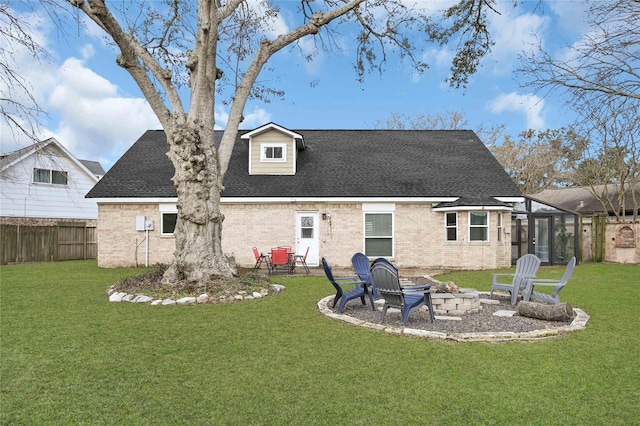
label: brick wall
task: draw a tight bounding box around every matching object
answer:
[605,222,640,264]
[97,202,511,269]
[97,204,175,267]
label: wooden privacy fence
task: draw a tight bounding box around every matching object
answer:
[0,222,97,265]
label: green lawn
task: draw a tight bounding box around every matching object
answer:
[1,260,638,425]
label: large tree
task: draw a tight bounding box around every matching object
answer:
[518,0,639,220]
[573,99,639,222]
[519,0,639,117]
[0,1,63,143]
[375,110,506,147]
[64,0,504,284]
[490,128,587,194]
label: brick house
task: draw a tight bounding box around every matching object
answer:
[86,123,523,270]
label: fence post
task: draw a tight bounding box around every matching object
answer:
[592,215,606,262]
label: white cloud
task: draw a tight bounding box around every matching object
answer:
[488,92,545,130]
[214,105,271,130]
[548,1,590,36]
[214,106,229,130]
[44,57,160,169]
[242,107,271,128]
[0,6,159,169]
[486,6,549,74]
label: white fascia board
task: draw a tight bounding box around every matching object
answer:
[93,196,460,204]
[240,123,302,140]
[432,205,514,212]
[93,198,179,204]
[220,197,459,204]
[495,196,525,203]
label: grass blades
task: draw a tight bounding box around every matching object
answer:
[1,260,639,424]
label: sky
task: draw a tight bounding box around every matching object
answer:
[1,1,592,171]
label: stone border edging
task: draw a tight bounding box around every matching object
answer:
[107,284,287,305]
[317,295,590,342]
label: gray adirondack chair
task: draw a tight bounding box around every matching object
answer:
[524,257,576,304]
[490,254,541,306]
[370,258,434,325]
[322,258,375,313]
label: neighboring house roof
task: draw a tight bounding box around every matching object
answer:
[530,183,640,216]
[86,127,522,203]
[0,138,103,181]
[79,160,106,178]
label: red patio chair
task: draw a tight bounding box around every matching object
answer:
[252,247,267,272]
[294,247,310,274]
[269,247,294,275]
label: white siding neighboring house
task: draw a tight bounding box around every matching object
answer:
[0,138,104,223]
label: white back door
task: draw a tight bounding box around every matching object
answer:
[296,211,319,266]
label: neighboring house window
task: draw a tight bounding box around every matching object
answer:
[445,212,457,241]
[261,143,286,162]
[497,212,503,242]
[469,211,489,241]
[364,213,393,257]
[161,213,177,235]
[33,168,68,185]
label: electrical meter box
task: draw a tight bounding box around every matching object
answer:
[135,215,146,231]
[145,220,154,231]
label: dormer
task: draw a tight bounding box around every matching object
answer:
[241,123,305,175]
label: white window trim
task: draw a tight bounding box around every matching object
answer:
[160,212,177,235]
[159,204,178,236]
[468,211,489,242]
[33,168,68,185]
[497,212,503,242]
[362,210,395,258]
[445,212,458,242]
[260,143,287,162]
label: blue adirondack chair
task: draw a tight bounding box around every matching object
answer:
[490,254,541,305]
[322,258,375,313]
[370,258,434,325]
[524,257,576,304]
[351,252,378,298]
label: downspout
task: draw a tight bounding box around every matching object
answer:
[145,228,149,267]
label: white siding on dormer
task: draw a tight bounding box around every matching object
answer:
[249,129,296,175]
[0,144,99,219]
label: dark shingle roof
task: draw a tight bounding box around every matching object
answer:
[79,160,105,177]
[86,128,522,202]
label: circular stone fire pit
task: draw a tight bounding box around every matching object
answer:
[431,288,480,316]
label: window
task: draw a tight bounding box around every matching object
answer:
[300,215,314,238]
[260,143,286,162]
[364,213,393,257]
[445,212,457,241]
[161,213,177,235]
[469,211,488,241]
[33,168,68,185]
[497,213,503,242]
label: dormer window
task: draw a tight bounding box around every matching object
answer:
[242,123,303,175]
[261,143,286,162]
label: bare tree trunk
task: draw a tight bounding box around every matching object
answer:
[162,124,237,284]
